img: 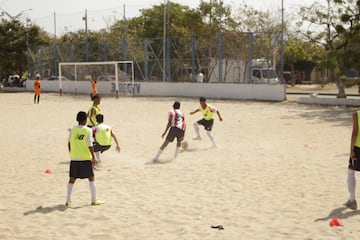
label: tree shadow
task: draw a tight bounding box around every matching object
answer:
[314,206,360,222]
[282,102,355,127]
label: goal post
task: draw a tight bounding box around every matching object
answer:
[58,61,134,98]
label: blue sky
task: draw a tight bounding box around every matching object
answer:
[0,0,326,36]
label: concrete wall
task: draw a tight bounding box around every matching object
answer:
[25,80,286,101]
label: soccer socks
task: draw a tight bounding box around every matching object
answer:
[193,122,200,138]
[347,169,356,201]
[154,149,163,161]
[89,181,97,202]
[95,151,101,163]
[206,130,217,147]
[174,146,180,158]
[66,183,74,202]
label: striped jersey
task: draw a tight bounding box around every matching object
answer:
[168,109,185,130]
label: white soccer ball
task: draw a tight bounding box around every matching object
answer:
[181,141,189,150]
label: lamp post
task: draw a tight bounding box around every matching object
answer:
[26,17,31,80]
[83,9,89,62]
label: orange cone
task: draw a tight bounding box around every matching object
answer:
[329,217,343,227]
[44,169,53,174]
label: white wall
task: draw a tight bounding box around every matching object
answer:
[25,80,286,101]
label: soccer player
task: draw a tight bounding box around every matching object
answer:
[153,101,186,162]
[87,94,101,128]
[88,75,98,100]
[345,109,360,210]
[92,114,120,164]
[65,111,104,206]
[190,97,223,148]
[33,73,41,104]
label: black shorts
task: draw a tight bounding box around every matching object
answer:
[197,119,214,131]
[93,142,111,153]
[69,160,94,179]
[166,127,185,142]
[349,146,360,171]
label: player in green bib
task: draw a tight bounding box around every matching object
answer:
[92,114,121,164]
[345,110,360,210]
[190,97,223,148]
[87,94,101,128]
[65,111,104,207]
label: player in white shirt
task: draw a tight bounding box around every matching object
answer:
[153,101,186,162]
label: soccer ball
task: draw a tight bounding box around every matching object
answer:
[181,141,189,150]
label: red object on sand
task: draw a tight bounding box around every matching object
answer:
[329,217,343,227]
[45,169,53,174]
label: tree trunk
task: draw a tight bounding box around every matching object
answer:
[290,63,296,86]
[336,78,346,98]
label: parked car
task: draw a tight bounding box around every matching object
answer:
[46,76,70,81]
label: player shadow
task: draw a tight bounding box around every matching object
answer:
[314,206,360,222]
[145,159,173,165]
[23,204,68,215]
[23,203,91,215]
[182,146,217,153]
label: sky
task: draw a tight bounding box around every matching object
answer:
[0,0,327,36]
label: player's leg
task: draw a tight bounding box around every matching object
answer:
[205,120,216,147]
[193,120,203,140]
[174,129,184,158]
[66,177,76,206]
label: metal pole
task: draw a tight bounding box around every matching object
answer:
[162,0,167,81]
[280,0,284,84]
[54,12,58,77]
[84,9,89,62]
[123,4,127,73]
[26,19,30,80]
[218,0,223,82]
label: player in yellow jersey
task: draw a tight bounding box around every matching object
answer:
[190,97,223,148]
[87,94,101,128]
[345,110,360,210]
[92,114,120,164]
[65,111,104,207]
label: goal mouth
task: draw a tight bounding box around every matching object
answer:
[58,61,134,97]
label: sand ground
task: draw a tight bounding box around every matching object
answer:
[0,92,359,240]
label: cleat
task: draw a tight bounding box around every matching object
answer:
[91,199,105,206]
[193,136,202,140]
[65,201,72,207]
[344,200,357,210]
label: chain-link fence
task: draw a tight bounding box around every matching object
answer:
[28,31,282,84]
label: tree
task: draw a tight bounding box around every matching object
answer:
[0,18,50,77]
[297,0,360,97]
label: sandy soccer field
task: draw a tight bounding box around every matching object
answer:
[0,92,359,240]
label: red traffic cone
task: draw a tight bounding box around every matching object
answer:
[44,169,53,174]
[329,217,343,227]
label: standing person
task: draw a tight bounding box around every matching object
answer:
[87,94,101,128]
[345,110,360,210]
[92,114,120,164]
[33,74,41,104]
[197,70,204,83]
[66,111,104,206]
[190,97,223,148]
[153,101,186,162]
[88,75,98,100]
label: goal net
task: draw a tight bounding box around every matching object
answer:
[58,61,134,97]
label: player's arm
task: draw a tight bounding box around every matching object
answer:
[351,112,358,160]
[111,130,120,152]
[190,109,200,115]
[87,130,96,165]
[162,120,171,138]
[216,110,223,122]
